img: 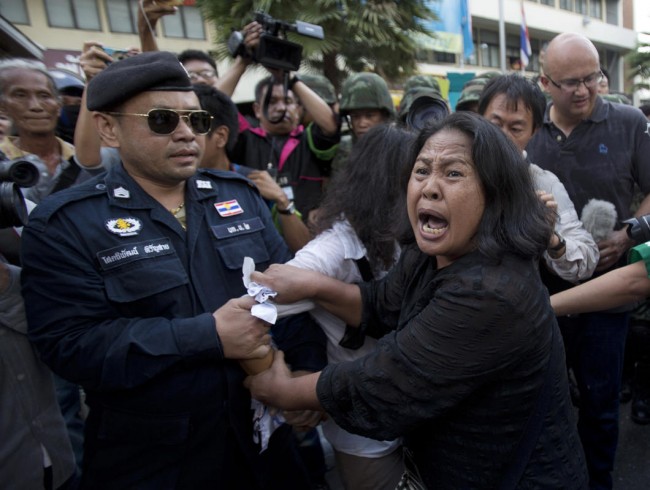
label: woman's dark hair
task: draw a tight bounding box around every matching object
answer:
[315,124,415,270]
[192,84,239,158]
[477,73,547,130]
[177,49,218,73]
[397,112,552,260]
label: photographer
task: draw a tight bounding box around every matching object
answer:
[0,190,75,489]
[0,59,99,204]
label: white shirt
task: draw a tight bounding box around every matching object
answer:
[288,219,401,457]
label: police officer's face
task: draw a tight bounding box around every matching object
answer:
[0,68,61,136]
[109,90,205,187]
[254,84,299,136]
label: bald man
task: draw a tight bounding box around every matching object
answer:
[526,33,650,490]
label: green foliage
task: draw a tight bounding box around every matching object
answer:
[195,0,436,86]
[627,35,650,91]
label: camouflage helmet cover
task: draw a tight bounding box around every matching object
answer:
[398,86,448,121]
[600,92,632,105]
[455,74,497,111]
[340,72,395,117]
[299,73,337,105]
[403,74,441,95]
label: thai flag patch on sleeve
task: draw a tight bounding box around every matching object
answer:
[215,199,244,217]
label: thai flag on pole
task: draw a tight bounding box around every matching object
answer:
[520,1,532,69]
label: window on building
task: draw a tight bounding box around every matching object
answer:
[44,0,100,30]
[106,0,139,34]
[575,0,588,15]
[589,0,602,19]
[0,0,29,24]
[162,6,205,40]
[560,0,573,10]
[540,0,555,6]
[605,0,618,25]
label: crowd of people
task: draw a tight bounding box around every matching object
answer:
[2,3,650,489]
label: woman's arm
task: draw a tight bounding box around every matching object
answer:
[246,350,322,410]
[251,264,362,326]
[551,260,650,316]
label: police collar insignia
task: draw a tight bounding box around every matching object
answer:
[113,186,130,198]
[215,199,243,217]
[106,217,142,236]
[196,180,213,189]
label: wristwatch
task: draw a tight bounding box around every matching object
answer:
[288,74,301,90]
[277,201,296,215]
[548,232,566,256]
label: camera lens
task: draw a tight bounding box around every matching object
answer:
[406,97,450,132]
[0,181,29,228]
[8,159,40,188]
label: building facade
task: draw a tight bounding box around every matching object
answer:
[0,0,641,101]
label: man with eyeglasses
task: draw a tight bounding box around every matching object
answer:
[526,32,650,490]
[21,51,327,490]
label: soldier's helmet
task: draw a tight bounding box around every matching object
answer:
[600,92,632,105]
[455,71,502,112]
[340,72,395,118]
[403,74,441,95]
[299,73,337,105]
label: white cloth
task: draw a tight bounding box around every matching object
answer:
[530,163,600,282]
[288,219,401,458]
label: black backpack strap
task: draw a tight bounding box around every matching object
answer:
[498,325,560,489]
[51,157,82,194]
[338,257,374,350]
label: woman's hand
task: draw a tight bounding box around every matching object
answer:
[245,350,294,408]
[251,264,321,304]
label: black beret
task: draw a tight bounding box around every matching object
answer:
[87,51,193,111]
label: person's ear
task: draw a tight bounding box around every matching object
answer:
[211,125,229,150]
[539,76,550,91]
[93,112,120,148]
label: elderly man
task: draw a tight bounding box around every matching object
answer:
[21,51,325,489]
[526,33,650,490]
[0,59,96,203]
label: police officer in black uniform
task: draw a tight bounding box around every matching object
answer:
[21,51,325,490]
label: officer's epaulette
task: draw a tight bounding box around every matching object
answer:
[26,178,106,232]
[197,168,258,191]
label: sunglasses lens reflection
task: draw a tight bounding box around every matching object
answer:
[147,109,211,135]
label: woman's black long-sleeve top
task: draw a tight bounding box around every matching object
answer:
[317,244,588,489]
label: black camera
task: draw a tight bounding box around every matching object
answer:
[228,12,324,72]
[0,153,40,228]
[624,215,650,244]
[405,95,450,132]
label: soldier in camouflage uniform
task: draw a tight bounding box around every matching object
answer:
[332,72,395,176]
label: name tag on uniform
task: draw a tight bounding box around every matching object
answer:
[97,237,174,271]
[211,217,264,239]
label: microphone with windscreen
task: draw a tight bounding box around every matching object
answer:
[580,198,617,242]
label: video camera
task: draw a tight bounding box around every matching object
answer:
[228,12,324,72]
[0,151,40,228]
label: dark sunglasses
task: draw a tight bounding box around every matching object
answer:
[105,108,213,135]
